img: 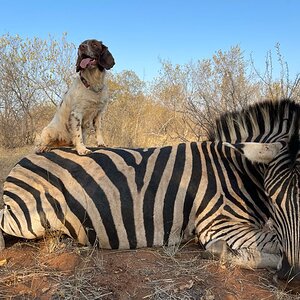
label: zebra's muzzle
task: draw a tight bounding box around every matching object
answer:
[275,253,300,293]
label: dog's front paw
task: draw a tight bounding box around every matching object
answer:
[76,146,92,155]
[96,136,106,148]
[35,145,51,153]
[97,143,106,148]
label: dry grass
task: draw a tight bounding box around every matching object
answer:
[51,266,112,300]
[0,146,35,202]
[0,237,111,299]
[0,236,299,299]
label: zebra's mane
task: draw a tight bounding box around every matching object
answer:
[208,99,300,143]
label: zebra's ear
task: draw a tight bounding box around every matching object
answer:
[224,142,282,164]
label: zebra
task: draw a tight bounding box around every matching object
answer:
[0,99,299,286]
[209,98,300,284]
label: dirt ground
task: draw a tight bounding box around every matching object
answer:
[0,235,298,300]
[0,148,299,300]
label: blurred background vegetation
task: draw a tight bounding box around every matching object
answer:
[0,33,299,149]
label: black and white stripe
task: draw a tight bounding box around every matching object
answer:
[1,140,272,252]
[2,144,198,249]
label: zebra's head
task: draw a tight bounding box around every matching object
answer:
[210,99,300,287]
[264,126,300,285]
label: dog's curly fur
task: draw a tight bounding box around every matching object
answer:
[36,39,115,155]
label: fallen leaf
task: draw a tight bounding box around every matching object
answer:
[0,259,7,266]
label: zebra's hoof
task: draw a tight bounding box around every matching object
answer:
[206,240,229,259]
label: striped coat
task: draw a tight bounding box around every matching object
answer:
[2,141,277,252]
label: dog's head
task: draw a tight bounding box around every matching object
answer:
[76,39,115,72]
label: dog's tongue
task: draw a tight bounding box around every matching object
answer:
[80,58,95,69]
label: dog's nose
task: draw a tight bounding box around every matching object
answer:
[79,44,87,51]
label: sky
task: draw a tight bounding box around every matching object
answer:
[1,0,299,82]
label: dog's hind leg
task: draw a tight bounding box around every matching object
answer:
[35,126,56,153]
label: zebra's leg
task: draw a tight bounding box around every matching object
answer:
[0,229,5,250]
[197,217,281,270]
[204,239,280,269]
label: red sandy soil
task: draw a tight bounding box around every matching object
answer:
[0,236,296,300]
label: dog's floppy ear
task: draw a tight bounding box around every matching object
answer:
[76,54,82,72]
[98,44,115,70]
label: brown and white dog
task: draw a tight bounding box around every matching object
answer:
[36,39,115,155]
